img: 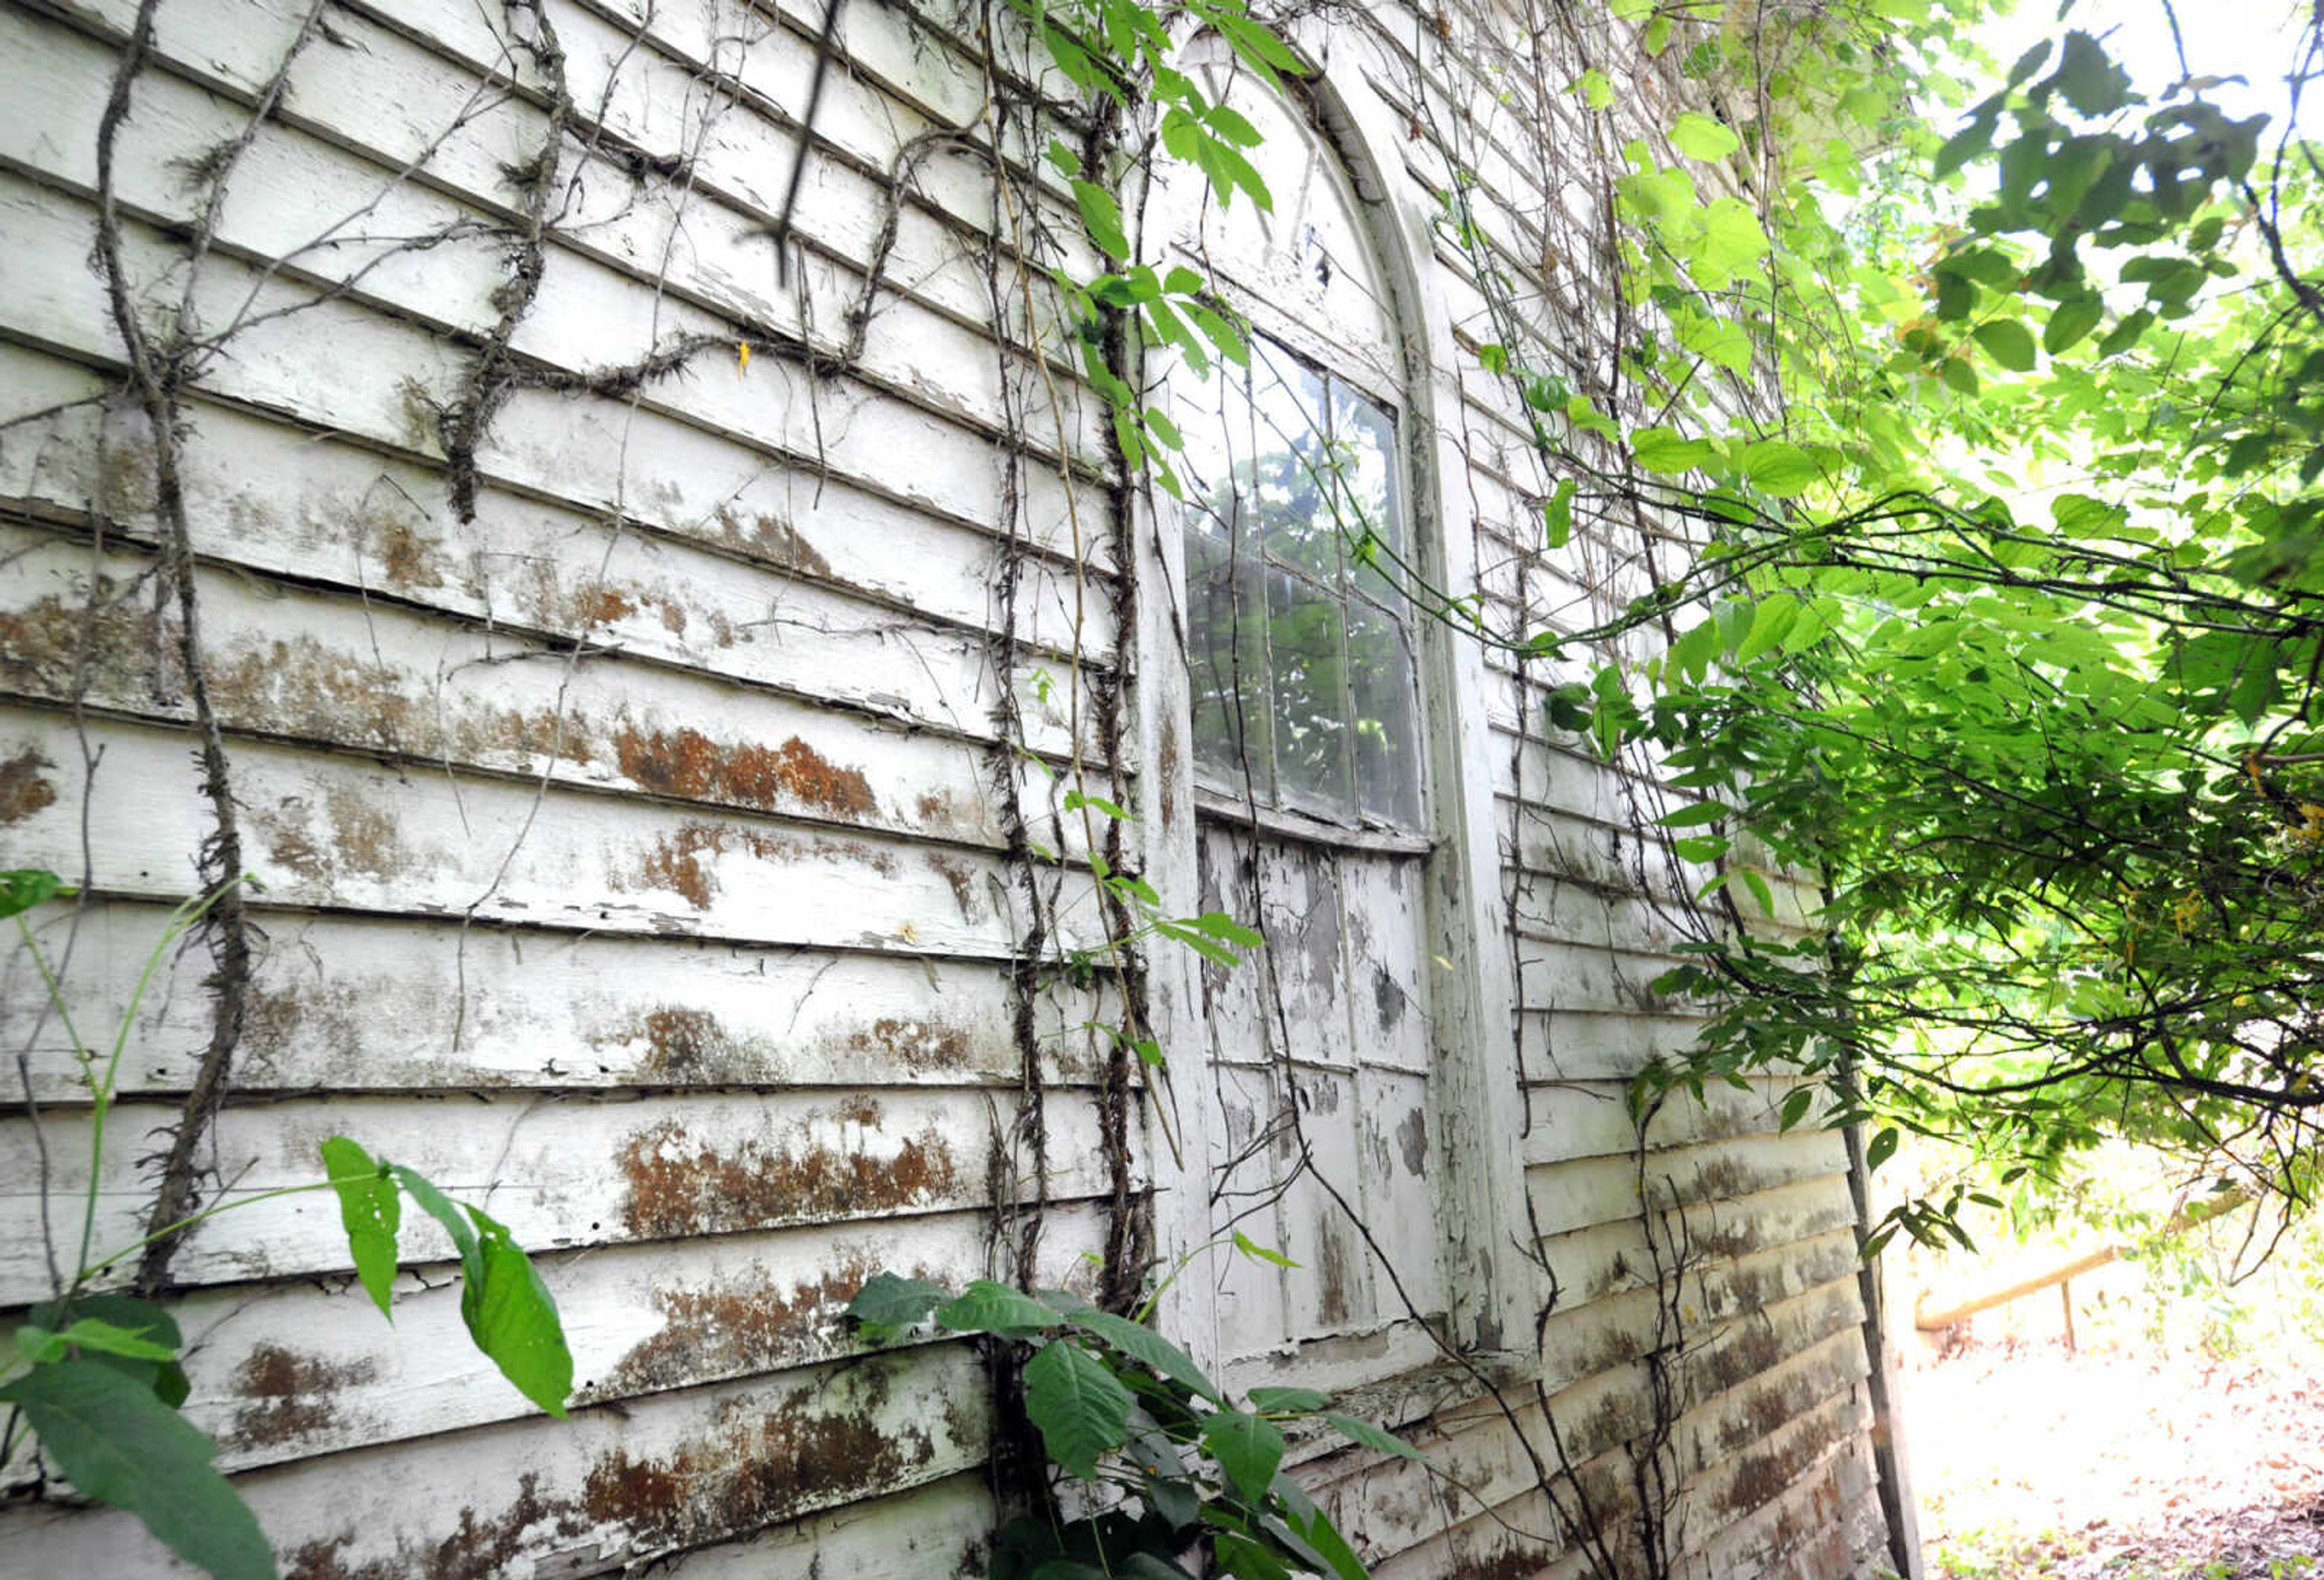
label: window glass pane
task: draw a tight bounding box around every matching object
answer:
[1247,349,1339,585]
[1329,378,1402,563]
[1186,525,1275,796]
[1347,597,1423,825]
[1264,565,1354,817]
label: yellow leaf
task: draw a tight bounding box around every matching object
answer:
[738,341,752,375]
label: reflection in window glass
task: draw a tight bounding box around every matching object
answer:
[1176,332,1424,829]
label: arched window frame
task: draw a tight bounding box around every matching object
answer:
[1129,34,1535,1391]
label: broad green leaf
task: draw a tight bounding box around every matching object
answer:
[1200,1408,1286,1503]
[0,1360,274,1580]
[1631,426,1715,475]
[1022,1338,1134,1479]
[320,1135,401,1318]
[16,1325,65,1363]
[1189,911,1264,948]
[1779,1087,1815,1132]
[0,868,65,919]
[1545,477,1575,548]
[934,1280,1062,1336]
[1656,801,1730,829]
[1693,197,1769,288]
[845,1271,948,1338]
[1284,1498,1368,1580]
[1574,68,1612,111]
[57,1319,179,1363]
[1338,1412,1422,1459]
[1669,111,1741,162]
[2043,296,2104,355]
[1972,318,2038,372]
[1071,1310,1224,1403]
[2052,31,2132,117]
[1739,439,1818,497]
[461,1206,573,1418]
[1071,180,1130,261]
[390,1165,479,1282]
[1866,1126,1900,1172]
[1246,1385,1329,1414]
[1735,597,1800,663]
[30,1295,187,1408]
[1213,1532,1294,1580]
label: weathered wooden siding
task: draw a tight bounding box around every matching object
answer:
[0,0,1905,1570]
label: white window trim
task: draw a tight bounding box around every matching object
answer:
[1135,36,1537,1396]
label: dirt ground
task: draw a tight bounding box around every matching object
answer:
[1900,1340,2324,1578]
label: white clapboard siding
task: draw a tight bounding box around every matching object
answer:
[59,1204,1104,1474]
[0,349,1117,681]
[1,900,1111,1100]
[0,1085,1138,1302]
[0,174,1106,574]
[0,1342,991,1575]
[0,713,1124,957]
[0,522,1111,864]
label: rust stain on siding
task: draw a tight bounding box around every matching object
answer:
[614,727,876,819]
[225,1343,378,1451]
[615,1111,962,1238]
[285,1472,576,1580]
[630,822,900,910]
[581,1370,935,1552]
[0,747,57,824]
[0,589,170,698]
[842,1017,973,1072]
[590,1257,890,1400]
[715,508,835,580]
[252,786,425,885]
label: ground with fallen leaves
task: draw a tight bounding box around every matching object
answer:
[1902,1341,2324,1578]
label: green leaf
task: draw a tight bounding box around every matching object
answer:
[461,1206,574,1418]
[1972,318,2038,372]
[2052,30,2132,117]
[1072,180,1131,262]
[1189,911,1264,948]
[390,1165,478,1271]
[1213,1532,1294,1580]
[1324,1411,1424,1460]
[32,1295,188,1407]
[1282,1496,1368,1580]
[1544,477,1575,548]
[0,1360,275,1580]
[1574,68,1612,111]
[1231,1230,1297,1268]
[320,1136,401,1319]
[0,868,65,919]
[57,1319,179,1363]
[934,1280,1063,1336]
[1205,104,1263,148]
[1215,13,1304,78]
[1739,439,1818,497]
[1200,1408,1286,1503]
[1246,1385,1329,1414]
[845,1272,949,1339]
[1866,1126,1900,1172]
[16,1325,66,1363]
[1656,801,1730,829]
[1022,1338,1134,1479]
[2043,296,2104,355]
[1669,111,1741,162]
[1631,426,1715,475]
[1778,1087,1815,1132]
[1071,1310,1224,1404]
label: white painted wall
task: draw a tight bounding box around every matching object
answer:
[0,0,1900,1570]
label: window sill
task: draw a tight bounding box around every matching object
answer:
[1192,785,1435,856]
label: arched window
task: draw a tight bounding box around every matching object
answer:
[1153,50,1456,1385]
[1162,57,1424,833]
